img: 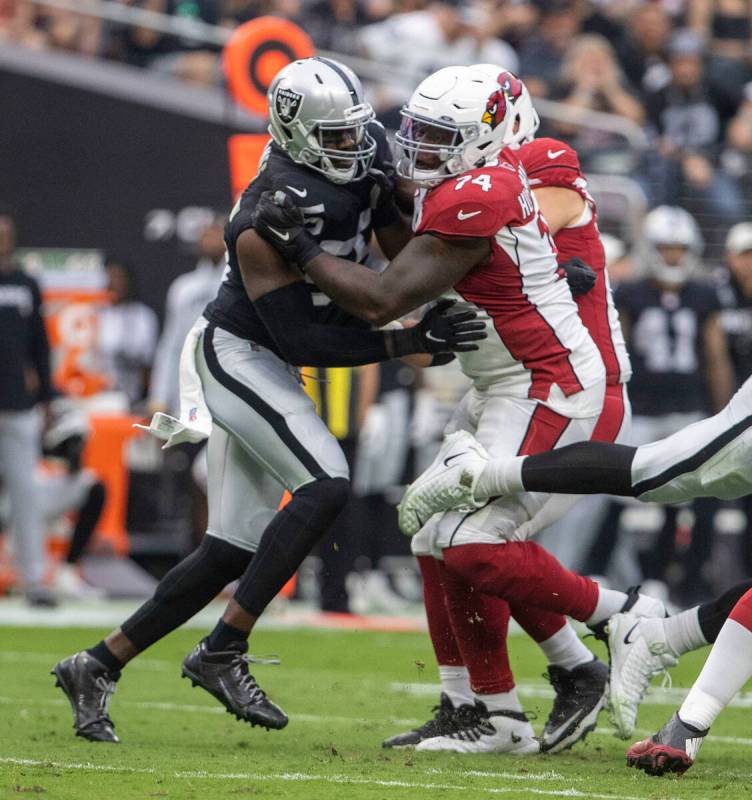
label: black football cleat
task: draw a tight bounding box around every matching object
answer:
[540,657,608,753]
[626,712,707,776]
[382,692,474,748]
[52,651,120,743]
[181,639,288,730]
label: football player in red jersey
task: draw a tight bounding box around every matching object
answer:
[397,69,638,753]
[255,65,668,754]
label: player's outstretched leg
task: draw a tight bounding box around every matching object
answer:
[398,376,752,525]
[607,579,752,738]
[52,536,252,742]
[627,587,752,775]
[189,476,349,729]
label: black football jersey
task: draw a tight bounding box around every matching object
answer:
[716,268,752,387]
[204,122,399,354]
[616,279,723,416]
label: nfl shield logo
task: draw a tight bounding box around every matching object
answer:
[275,88,303,124]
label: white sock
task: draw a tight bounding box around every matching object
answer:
[586,588,666,626]
[538,623,593,671]
[476,686,522,713]
[438,665,474,707]
[678,618,752,729]
[475,456,525,500]
[586,587,628,625]
[650,607,707,657]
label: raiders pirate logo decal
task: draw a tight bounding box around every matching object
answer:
[275,87,303,123]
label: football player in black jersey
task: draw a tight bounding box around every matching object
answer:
[51,57,486,743]
[589,206,734,598]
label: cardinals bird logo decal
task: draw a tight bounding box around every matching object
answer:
[482,71,523,129]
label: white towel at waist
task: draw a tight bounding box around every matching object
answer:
[134,316,213,448]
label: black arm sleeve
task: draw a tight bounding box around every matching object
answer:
[253,281,392,367]
[521,441,637,496]
[29,279,53,402]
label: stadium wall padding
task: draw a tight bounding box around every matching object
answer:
[0,59,264,316]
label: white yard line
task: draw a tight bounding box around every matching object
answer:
[0,756,666,800]
[391,681,752,709]
[3,692,752,747]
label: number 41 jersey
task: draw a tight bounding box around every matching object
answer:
[413,150,604,411]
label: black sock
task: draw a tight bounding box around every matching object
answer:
[66,481,106,564]
[86,640,123,673]
[521,442,637,495]
[206,620,248,652]
[698,578,752,642]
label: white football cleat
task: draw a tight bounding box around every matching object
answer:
[416,703,540,754]
[607,612,678,739]
[398,430,489,536]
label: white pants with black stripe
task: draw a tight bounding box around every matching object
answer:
[412,381,604,558]
[633,377,752,503]
[195,323,349,553]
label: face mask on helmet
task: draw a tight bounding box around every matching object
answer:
[268,58,377,184]
[301,104,376,184]
[395,111,478,185]
[395,66,540,186]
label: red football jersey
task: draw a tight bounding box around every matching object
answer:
[413,150,604,408]
[519,137,631,385]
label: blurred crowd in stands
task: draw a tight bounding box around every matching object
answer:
[3,1,752,247]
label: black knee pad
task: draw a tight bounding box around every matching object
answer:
[297,476,350,514]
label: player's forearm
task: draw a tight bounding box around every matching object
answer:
[305,252,400,325]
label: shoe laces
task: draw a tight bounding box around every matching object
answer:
[445,704,495,741]
[415,700,455,736]
[232,653,273,704]
[93,674,117,720]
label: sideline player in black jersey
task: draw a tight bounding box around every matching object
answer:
[51,57,485,743]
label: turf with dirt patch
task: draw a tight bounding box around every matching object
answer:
[1,625,751,799]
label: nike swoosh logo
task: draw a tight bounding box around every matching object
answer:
[286,185,307,198]
[545,709,584,744]
[548,149,566,159]
[457,210,481,220]
[443,451,467,467]
[267,226,290,242]
[424,331,444,343]
[623,622,640,645]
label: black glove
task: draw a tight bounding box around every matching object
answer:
[253,190,323,268]
[368,163,397,214]
[390,300,487,357]
[561,257,597,296]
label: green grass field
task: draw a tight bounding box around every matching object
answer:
[1,624,751,800]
